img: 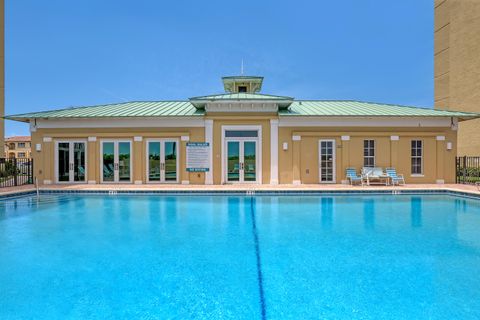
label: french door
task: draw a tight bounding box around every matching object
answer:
[101,140,132,183]
[319,140,336,183]
[146,139,179,183]
[226,140,257,183]
[55,141,87,183]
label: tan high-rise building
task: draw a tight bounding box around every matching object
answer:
[0,0,4,157]
[434,0,480,155]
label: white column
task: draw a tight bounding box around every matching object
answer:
[270,119,279,185]
[205,120,213,185]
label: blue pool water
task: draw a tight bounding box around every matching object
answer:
[1,194,480,319]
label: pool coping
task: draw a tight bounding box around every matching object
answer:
[1,185,480,200]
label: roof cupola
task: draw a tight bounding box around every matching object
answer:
[222,76,264,93]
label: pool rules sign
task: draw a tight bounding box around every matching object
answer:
[186,142,210,172]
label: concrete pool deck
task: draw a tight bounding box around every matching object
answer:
[1,183,480,197]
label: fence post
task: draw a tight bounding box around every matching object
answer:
[13,158,18,187]
[462,156,467,184]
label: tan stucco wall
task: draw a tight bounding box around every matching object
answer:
[434,0,480,155]
[208,115,273,184]
[278,127,457,184]
[31,121,457,185]
[32,127,205,184]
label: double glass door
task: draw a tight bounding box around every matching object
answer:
[101,141,131,183]
[56,141,87,183]
[147,139,178,183]
[319,140,336,183]
[226,140,257,183]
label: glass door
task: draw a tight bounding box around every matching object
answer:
[163,141,177,182]
[227,141,240,182]
[56,141,87,183]
[319,140,336,183]
[147,139,178,183]
[101,141,131,183]
[226,140,257,183]
[118,142,131,182]
[73,142,86,182]
[243,141,256,182]
[57,142,70,182]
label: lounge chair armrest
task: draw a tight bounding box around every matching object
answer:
[397,174,404,178]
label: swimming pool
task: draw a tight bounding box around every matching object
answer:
[1,193,480,319]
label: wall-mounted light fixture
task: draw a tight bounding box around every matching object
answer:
[282,142,288,151]
[35,144,42,152]
[447,142,453,150]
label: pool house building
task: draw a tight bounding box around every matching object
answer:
[6,76,478,185]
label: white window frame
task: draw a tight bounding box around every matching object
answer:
[221,125,262,184]
[54,140,88,184]
[363,139,375,168]
[411,140,423,176]
[318,139,336,184]
[100,140,133,183]
[145,138,180,184]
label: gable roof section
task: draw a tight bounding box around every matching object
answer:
[5,99,478,122]
[281,100,478,119]
[6,101,204,121]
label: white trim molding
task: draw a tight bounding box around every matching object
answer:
[43,137,52,142]
[292,180,301,185]
[436,179,445,184]
[279,116,454,128]
[88,136,97,142]
[88,180,97,184]
[134,180,143,185]
[204,120,214,185]
[181,180,190,185]
[390,135,400,141]
[43,179,52,185]
[436,135,446,141]
[134,136,143,142]
[34,117,206,129]
[270,119,279,185]
[204,102,279,113]
[341,135,350,141]
[181,136,190,142]
[292,135,301,141]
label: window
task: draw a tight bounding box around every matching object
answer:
[18,143,26,148]
[18,152,26,158]
[238,86,247,93]
[225,130,258,138]
[411,140,423,175]
[363,140,375,167]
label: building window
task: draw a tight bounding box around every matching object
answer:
[18,143,26,148]
[411,140,423,175]
[238,86,247,93]
[363,140,375,167]
[18,152,26,158]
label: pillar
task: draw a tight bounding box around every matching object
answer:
[205,120,213,185]
[270,119,279,185]
[292,135,301,185]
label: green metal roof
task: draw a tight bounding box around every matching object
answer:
[281,100,479,118]
[189,93,293,101]
[5,99,478,122]
[6,101,204,121]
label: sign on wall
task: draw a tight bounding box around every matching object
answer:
[186,142,210,172]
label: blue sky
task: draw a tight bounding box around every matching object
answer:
[5,0,433,136]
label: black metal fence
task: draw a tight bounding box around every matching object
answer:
[456,156,480,184]
[0,158,34,188]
